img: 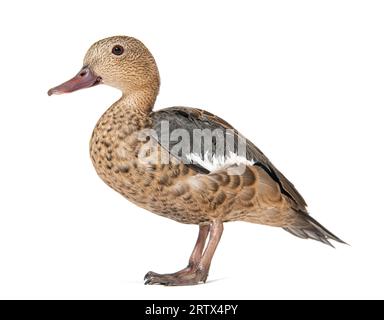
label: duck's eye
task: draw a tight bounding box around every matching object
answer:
[112,45,124,56]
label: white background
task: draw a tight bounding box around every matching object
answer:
[0,0,383,299]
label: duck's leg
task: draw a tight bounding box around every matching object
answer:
[144,221,223,286]
[144,224,209,284]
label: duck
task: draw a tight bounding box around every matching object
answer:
[48,36,345,286]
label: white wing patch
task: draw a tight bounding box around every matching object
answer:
[186,151,255,172]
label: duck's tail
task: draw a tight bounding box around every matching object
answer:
[283,211,347,247]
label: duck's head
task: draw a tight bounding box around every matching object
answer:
[48,36,160,97]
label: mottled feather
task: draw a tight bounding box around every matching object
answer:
[151,107,307,209]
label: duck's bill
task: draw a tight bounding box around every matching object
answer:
[47,66,102,96]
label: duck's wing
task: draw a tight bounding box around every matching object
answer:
[150,106,307,208]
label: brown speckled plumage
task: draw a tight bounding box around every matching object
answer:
[49,36,345,286]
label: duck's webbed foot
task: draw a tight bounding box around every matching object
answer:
[144,221,223,286]
[144,267,208,286]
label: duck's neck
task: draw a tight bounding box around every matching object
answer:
[120,87,158,114]
[105,88,158,131]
